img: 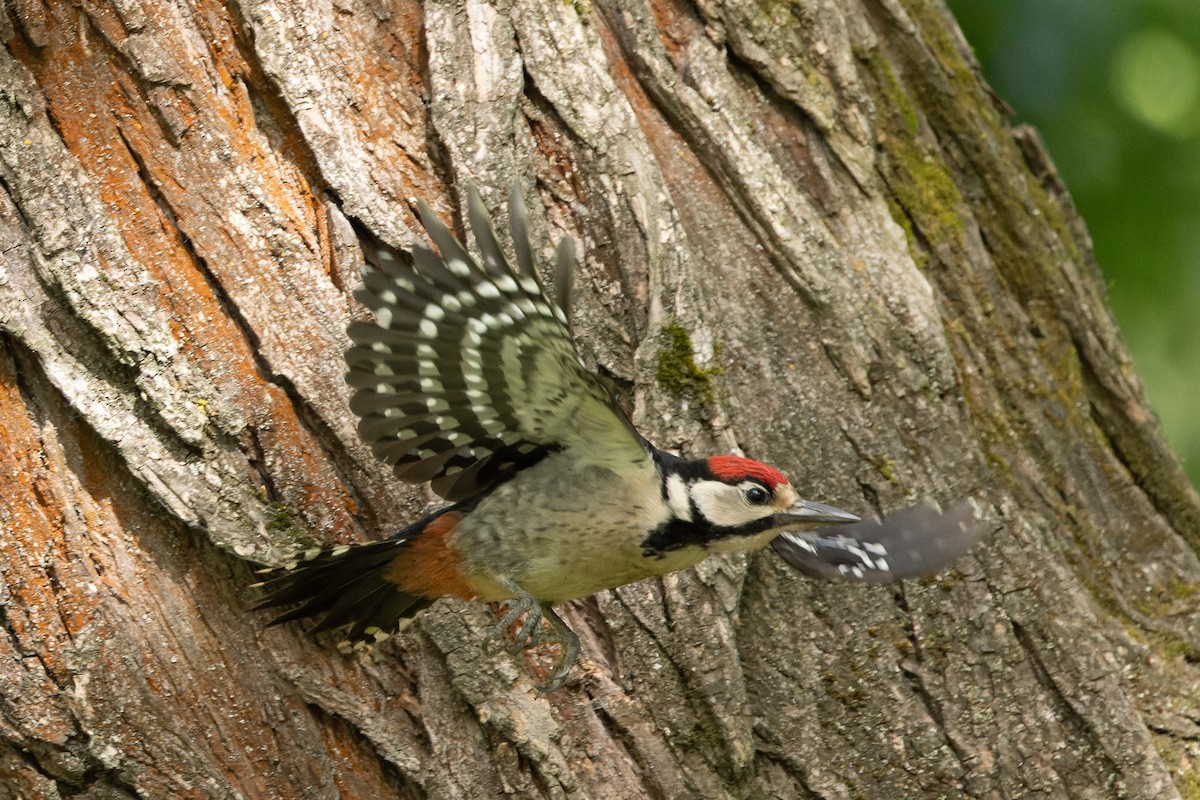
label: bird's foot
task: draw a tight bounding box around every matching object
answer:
[484,589,580,692]
[483,593,542,655]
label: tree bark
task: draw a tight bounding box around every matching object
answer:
[0,0,1196,797]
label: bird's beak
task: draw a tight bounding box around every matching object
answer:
[775,499,860,527]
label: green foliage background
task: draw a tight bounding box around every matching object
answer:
[949,0,1200,486]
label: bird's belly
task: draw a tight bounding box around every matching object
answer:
[449,456,700,602]
[454,511,706,602]
[514,529,705,601]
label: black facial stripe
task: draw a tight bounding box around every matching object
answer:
[641,517,710,556]
[640,514,779,558]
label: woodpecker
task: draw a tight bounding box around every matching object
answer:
[256,186,988,691]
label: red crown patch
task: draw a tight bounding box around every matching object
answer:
[707,455,788,489]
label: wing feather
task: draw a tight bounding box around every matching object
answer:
[506,184,537,279]
[347,186,646,500]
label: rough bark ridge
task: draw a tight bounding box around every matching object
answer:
[0,0,1196,797]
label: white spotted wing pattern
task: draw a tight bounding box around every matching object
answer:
[770,499,990,582]
[347,186,647,501]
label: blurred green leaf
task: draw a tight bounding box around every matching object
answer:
[950,0,1200,486]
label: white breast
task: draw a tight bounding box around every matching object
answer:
[450,451,705,602]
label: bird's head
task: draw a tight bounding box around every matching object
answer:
[651,454,860,555]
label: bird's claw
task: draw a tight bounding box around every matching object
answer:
[483,594,538,655]
[484,592,581,692]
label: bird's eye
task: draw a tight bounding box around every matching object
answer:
[744,486,771,506]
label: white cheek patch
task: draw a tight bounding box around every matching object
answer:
[666,473,693,521]
[690,480,765,528]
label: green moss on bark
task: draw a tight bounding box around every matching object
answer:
[656,324,721,409]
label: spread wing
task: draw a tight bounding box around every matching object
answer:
[347,186,647,501]
[771,499,990,582]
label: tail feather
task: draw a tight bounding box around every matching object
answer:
[371,591,430,634]
[308,582,398,635]
[255,535,429,647]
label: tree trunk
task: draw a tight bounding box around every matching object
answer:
[1,0,1196,796]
